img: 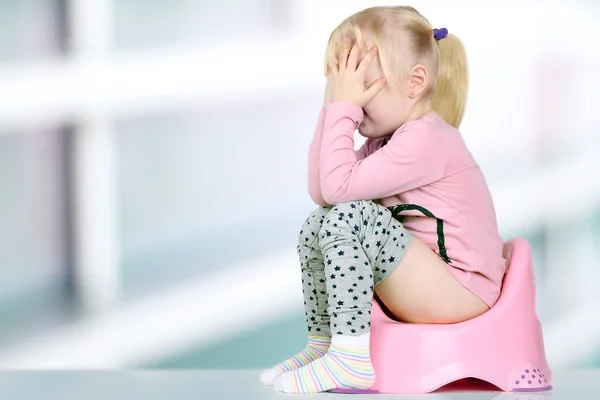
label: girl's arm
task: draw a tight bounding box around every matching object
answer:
[308,109,328,206]
[319,102,448,204]
[308,109,379,206]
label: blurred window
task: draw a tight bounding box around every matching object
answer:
[0,0,64,62]
[0,128,74,345]
[115,95,317,297]
[113,0,289,51]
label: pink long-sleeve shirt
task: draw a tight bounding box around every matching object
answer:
[308,102,506,308]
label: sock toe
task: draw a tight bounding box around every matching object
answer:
[259,368,281,385]
[273,372,294,393]
[258,336,330,386]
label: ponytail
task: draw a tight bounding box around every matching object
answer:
[431,33,469,129]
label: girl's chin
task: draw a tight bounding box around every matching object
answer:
[358,123,376,138]
[359,127,389,139]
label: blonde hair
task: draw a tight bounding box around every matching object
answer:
[324,6,468,128]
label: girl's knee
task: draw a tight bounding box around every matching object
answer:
[330,200,391,220]
[319,202,364,234]
[299,206,330,242]
[314,205,331,218]
[332,200,376,212]
[303,206,330,224]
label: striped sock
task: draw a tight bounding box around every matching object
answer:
[260,336,330,385]
[273,338,375,393]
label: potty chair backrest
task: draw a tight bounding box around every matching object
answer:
[494,238,537,315]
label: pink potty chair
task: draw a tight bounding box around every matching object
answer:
[343,238,552,394]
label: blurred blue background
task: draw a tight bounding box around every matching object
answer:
[0,0,599,370]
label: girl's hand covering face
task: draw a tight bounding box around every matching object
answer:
[330,45,387,108]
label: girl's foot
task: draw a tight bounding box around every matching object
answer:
[273,334,375,393]
[259,336,330,385]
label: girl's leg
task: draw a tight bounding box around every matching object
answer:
[274,200,413,393]
[260,206,332,385]
[375,237,490,324]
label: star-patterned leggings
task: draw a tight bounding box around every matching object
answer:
[297,200,414,336]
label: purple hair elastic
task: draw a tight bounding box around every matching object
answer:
[433,27,448,40]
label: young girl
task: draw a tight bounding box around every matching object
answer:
[260,5,506,394]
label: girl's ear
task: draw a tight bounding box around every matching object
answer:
[407,64,429,97]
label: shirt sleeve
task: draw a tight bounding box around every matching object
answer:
[308,110,380,206]
[354,139,372,161]
[308,109,328,206]
[319,102,448,204]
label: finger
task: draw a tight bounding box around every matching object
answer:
[357,46,378,75]
[364,77,387,102]
[347,44,360,71]
[337,47,350,71]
